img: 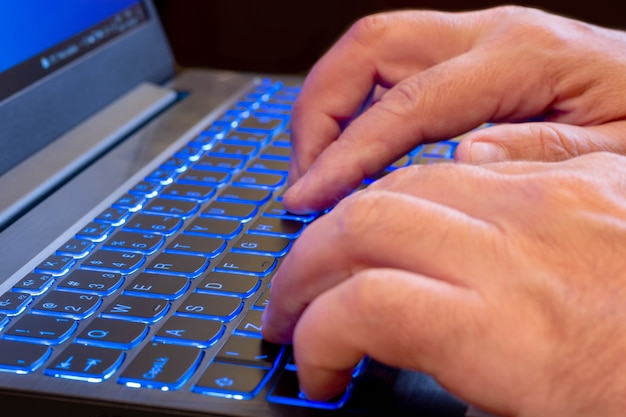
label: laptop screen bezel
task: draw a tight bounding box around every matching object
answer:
[0,0,175,178]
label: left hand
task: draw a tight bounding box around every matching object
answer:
[262,152,626,417]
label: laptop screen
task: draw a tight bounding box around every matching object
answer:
[0,0,147,102]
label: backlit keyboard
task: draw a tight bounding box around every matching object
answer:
[0,78,460,409]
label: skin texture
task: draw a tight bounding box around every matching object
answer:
[280,6,626,214]
[260,6,626,417]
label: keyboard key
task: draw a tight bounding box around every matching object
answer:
[185,217,242,239]
[112,193,145,212]
[142,198,200,218]
[216,335,283,369]
[193,362,271,399]
[259,144,291,160]
[118,342,203,390]
[57,270,124,296]
[237,112,288,136]
[176,293,243,321]
[75,317,148,349]
[123,213,183,236]
[31,291,101,319]
[248,217,305,238]
[45,343,125,382]
[232,171,286,189]
[232,234,291,256]
[194,155,246,171]
[0,291,32,315]
[103,231,164,255]
[223,131,269,146]
[247,157,289,173]
[160,183,216,202]
[263,199,317,222]
[123,273,190,300]
[153,315,224,348]
[74,222,113,242]
[12,273,55,295]
[56,238,95,258]
[267,368,351,410]
[95,207,130,226]
[214,253,276,276]
[209,143,258,159]
[217,186,272,205]
[100,295,169,324]
[4,314,77,345]
[144,253,209,278]
[166,234,226,258]
[0,339,52,374]
[233,309,264,337]
[80,250,145,274]
[176,168,230,186]
[196,272,261,298]
[201,201,258,221]
[34,254,76,276]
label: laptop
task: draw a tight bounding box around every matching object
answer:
[0,1,491,416]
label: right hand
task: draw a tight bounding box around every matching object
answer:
[283,6,626,214]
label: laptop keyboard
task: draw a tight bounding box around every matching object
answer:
[0,78,460,410]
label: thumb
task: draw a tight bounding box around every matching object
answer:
[454,121,626,163]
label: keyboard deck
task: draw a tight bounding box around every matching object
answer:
[0,78,460,411]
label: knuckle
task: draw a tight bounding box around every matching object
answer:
[347,13,394,47]
[527,124,589,160]
[332,191,386,241]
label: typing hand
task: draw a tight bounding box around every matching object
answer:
[263,152,626,417]
[283,6,626,214]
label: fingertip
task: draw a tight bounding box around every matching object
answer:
[455,128,511,164]
[296,367,353,403]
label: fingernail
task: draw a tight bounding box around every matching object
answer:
[469,142,508,163]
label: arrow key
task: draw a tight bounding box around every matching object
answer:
[44,343,124,382]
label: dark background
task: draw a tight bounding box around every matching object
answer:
[153,0,623,74]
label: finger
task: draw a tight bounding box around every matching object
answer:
[292,268,486,404]
[262,188,495,344]
[284,41,560,213]
[455,121,626,164]
[289,9,485,183]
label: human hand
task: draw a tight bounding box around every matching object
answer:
[262,152,626,417]
[284,6,626,213]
